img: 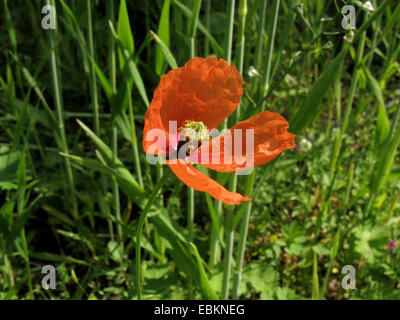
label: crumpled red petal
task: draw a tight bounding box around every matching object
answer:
[189,111,295,173]
[143,57,243,156]
[166,159,251,205]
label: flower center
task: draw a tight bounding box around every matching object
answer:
[177,120,210,157]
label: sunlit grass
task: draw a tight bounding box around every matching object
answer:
[0,0,399,300]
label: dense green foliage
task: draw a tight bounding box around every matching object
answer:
[0,0,399,300]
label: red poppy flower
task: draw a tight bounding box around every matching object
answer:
[143,57,295,205]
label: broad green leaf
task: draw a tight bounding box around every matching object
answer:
[241,261,278,296]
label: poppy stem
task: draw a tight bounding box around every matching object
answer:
[188,187,194,242]
[187,0,202,298]
[108,0,117,241]
[223,0,236,65]
[233,0,278,299]
[261,0,280,106]
[228,0,248,299]
[221,211,235,299]
[127,83,144,189]
[250,0,267,95]
[46,0,78,220]
[232,170,255,299]
[136,170,170,300]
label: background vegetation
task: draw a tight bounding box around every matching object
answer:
[0,0,399,300]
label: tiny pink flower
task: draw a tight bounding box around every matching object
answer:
[388,240,397,250]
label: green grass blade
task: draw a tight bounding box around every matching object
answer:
[190,242,219,300]
[150,30,178,69]
[173,0,224,57]
[290,46,348,135]
[364,67,390,147]
[155,0,171,76]
[118,0,135,70]
[311,252,320,300]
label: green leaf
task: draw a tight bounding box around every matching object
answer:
[74,120,145,203]
[312,243,330,256]
[189,242,219,300]
[0,145,20,190]
[364,67,390,147]
[155,0,171,76]
[173,0,224,58]
[241,261,278,296]
[290,47,348,134]
[150,30,178,70]
[118,0,135,71]
[330,229,341,260]
[30,252,91,266]
[111,31,149,107]
[67,121,200,283]
[188,0,202,38]
[107,240,124,264]
[311,252,320,300]
[371,107,400,194]
[87,55,113,101]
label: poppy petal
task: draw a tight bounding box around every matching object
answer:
[143,57,243,155]
[190,111,295,173]
[142,69,174,156]
[166,159,251,205]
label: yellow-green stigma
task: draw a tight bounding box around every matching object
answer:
[179,120,209,141]
[178,120,210,156]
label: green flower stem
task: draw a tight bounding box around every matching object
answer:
[223,0,236,65]
[136,170,170,300]
[209,199,222,267]
[204,0,211,56]
[86,0,100,135]
[260,0,280,101]
[47,0,78,220]
[231,0,278,299]
[329,32,366,176]
[250,0,267,95]
[221,220,235,299]
[232,170,255,300]
[229,0,248,299]
[220,0,236,299]
[188,187,194,242]
[127,83,144,189]
[189,0,202,58]
[187,0,202,296]
[108,0,117,240]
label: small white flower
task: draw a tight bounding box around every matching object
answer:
[363,1,374,12]
[247,66,260,78]
[320,14,331,21]
[299,138,312,151]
